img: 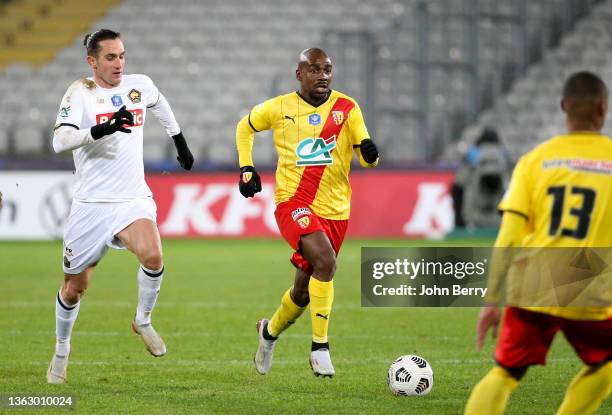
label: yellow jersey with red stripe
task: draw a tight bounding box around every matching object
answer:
[236,90,375,220]
[499,132,612,320]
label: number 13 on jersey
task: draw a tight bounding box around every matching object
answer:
[547,185,596,239]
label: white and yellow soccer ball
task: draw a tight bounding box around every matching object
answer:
[387,355,434,396]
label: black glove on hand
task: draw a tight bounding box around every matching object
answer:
[239,166,262,198]
[360,138,379,164]
[172,132,194,170]
[90,105,134,140]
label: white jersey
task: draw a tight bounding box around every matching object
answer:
[54,74,180,202]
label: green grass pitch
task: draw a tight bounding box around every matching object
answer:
[1,239,609,414]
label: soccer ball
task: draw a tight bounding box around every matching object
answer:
[387,355,434,396]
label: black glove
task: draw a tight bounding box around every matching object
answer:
[90,105,134,140]
[239,166,262,198]
[172,132,194,170]
[359,138,379,164]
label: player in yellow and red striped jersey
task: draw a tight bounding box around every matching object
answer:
[236,48,379,377]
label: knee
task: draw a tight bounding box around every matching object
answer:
[141,249,163,271]
[62,280,87,304]
[311,251,336,281]
[291,287,309,307]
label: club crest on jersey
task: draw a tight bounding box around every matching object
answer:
[332,111,344,125]
[295,135,336,166]
[111,95,123,107]
[309,114,321,125]
[297,216,310,229]
[128,89,141,104]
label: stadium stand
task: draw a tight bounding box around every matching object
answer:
[0,0,121,69]
[0,0,604,167]
[0,0,401,165]
[456,0,610,162]
[312,0,601,161]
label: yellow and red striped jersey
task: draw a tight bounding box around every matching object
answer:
[236,90,376,219]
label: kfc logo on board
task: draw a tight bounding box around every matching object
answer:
[158,183,278,235]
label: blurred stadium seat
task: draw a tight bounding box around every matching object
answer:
[457,0,608,162]
[0,0,604,166]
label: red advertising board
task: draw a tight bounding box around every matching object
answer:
[147,171,455,238]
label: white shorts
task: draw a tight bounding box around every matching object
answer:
[62,198,157,274]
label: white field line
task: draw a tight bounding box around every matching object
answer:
[1,330,461,341]
[0,301,386,310]
[6,357,578,367]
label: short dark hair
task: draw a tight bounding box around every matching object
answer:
[562,71,608,119]
[83,29,120,57]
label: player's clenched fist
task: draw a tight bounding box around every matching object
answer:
[90,105,134,139]
[238,166,262,198]
[359,139,379,164]
[171,132,194,170]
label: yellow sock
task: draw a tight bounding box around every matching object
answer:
[308,278,334,343]
[556,362,612,415]
[267,288,307,338]
[465,366,519,415]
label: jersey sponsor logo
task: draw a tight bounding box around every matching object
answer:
[128,89,141,104]
[291,207,312,220]
[96,108,144,126]
[331,111,344,126]
[111,95,123,107]
[308,114,321,125]
[289,97,354,205]
[297,216,310,229]
[295,135,336,166]
[59,106,70,118]
[543,158,612,175]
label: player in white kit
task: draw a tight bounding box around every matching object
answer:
[47,29,194,383]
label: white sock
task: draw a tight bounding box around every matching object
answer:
[55,290,80,357]
[135,265,164,325]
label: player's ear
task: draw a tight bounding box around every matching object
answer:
[87,55,97,69]
[597,99,607,118]
[296,68,302,82]
[560,99,567,113]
